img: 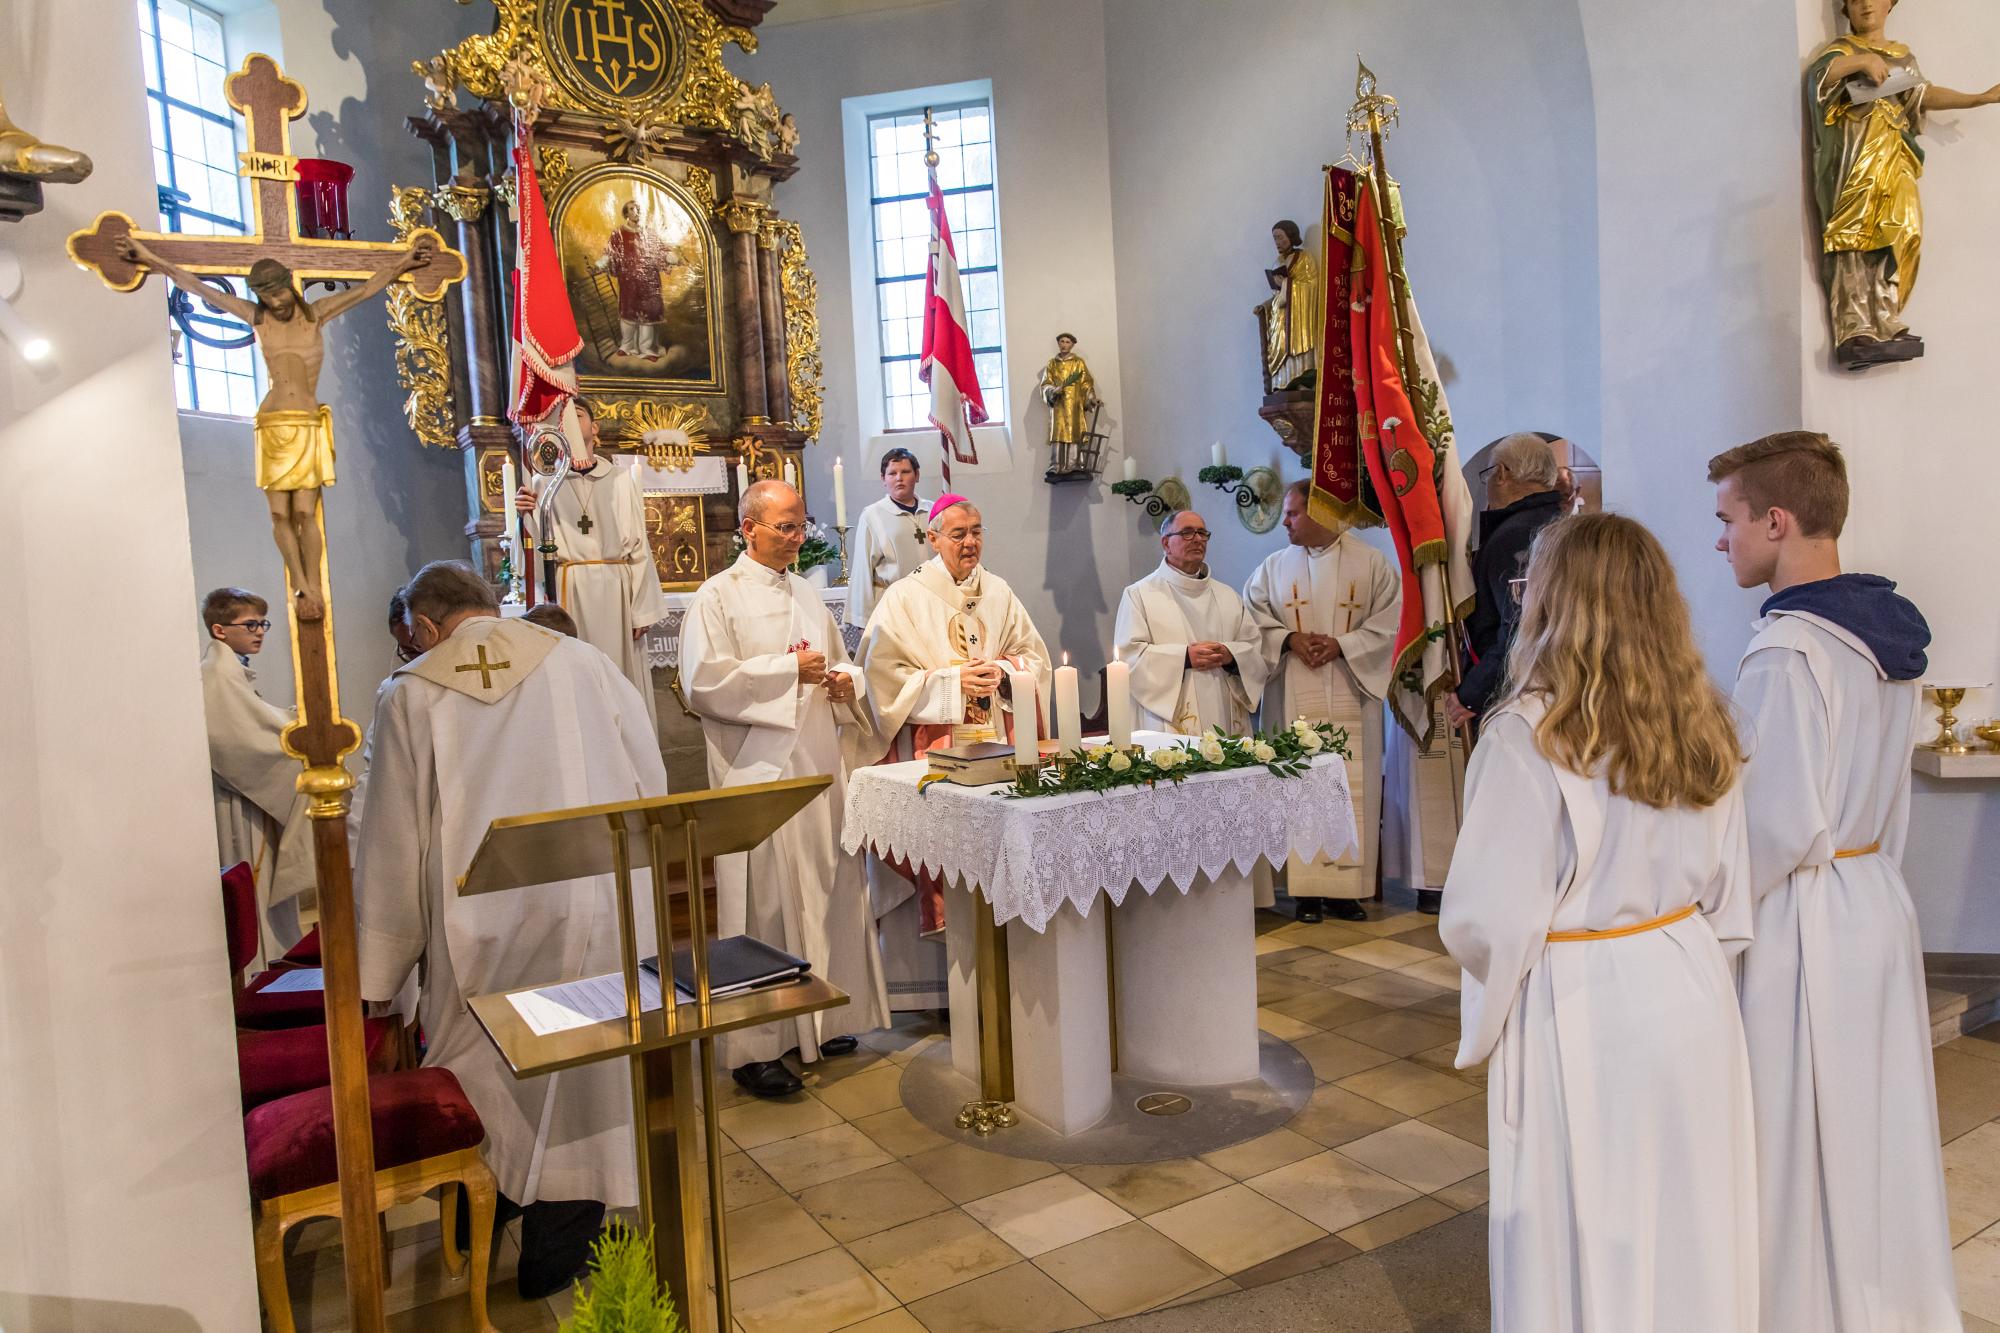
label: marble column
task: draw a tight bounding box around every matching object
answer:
[756,219,791,426]
[720,200,769,423]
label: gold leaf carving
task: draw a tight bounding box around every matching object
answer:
[776,220,824,440]
[538,144,571,189]
[684,164,716,211]
[387,185,457,448]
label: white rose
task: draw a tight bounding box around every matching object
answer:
[1149,748,1179,769]
[1198,736,1226,764]
[1107,752,1132,773]
[1298,730,1323,754]
[1292,718,1313,737]
[1252,742,1277,763]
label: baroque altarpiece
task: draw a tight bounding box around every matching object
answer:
[390,0,822,591]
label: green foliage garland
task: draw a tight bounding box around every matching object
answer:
[1003,720,1349,799]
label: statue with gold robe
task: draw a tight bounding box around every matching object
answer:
[1035,332,1097,476]
[1807,0,2000,368]
[1260,218,1320,391]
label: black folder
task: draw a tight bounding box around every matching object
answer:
[641,935,812,1002]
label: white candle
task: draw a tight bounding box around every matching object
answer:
[1009,668,1040,764]
[1211,441,1227,468]
[1054,652,1082,756]
[499,455,518,562]
[833,455,848,527]
[736,459,750,493]
[1105,658,1132,748]
[784,458,798,488]
[1123,456,1138,483]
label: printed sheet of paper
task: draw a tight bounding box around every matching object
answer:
[259,968,324,994]
[508,969,664,1037]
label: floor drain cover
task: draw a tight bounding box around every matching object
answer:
[1136,1092,1192,1116]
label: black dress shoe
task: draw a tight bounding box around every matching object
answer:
[819,1035,859,1057]
[1329,899,1369,922]
[733,1060,804,1099]
[1416,889,1442,916]
[1294,899,1325,924]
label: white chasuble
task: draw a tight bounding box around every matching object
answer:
[1245,533,1398,899]
[1733,613,1958,1333]
[1114,561,1269,736]
[847,493,932,629]
[681,556,891,1066]
[355,617,667,1207]
[524,460,669,731]
[201,639,315,963]
[1440,704,1756,1332]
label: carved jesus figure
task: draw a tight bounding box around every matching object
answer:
[118,235,431,618]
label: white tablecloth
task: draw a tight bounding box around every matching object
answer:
[841,735,1357,933]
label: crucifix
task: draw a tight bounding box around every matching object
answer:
[1338,581,1363,634]
[66,54,465,1333]
[456,644,514,690]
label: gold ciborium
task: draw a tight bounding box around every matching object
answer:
[1925,686,1971,754]
[1975,720,2000,754]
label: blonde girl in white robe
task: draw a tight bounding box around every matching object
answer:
[1440,513,1757,1333]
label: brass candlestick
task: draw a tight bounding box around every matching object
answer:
[1926,686,1971,754]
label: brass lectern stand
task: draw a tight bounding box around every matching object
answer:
[457,777,848,1333]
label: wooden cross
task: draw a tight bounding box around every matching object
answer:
[456,644,513,689]
[1339,581,1364,634]
[576,512,595,535]
[1285,581,1313,634]
[66,54,463,299]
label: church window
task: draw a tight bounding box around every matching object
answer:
[865,100,1005,432]
[137,0,264,417]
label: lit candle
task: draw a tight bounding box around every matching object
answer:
[1009,668,1040,765]
[499,455,518,565]
[833,455,848,527]
[736,458,751,493]
[1054,652,1082,756]
[1211,441,1227,468]
[1105,656,1132,748]
[1123,456,1138,483]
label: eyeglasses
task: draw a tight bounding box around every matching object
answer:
[227,619,273,632]
[748,519,810,538]
[935,527,983,544]
[1166,528,1212,541]
[395,643,420,663]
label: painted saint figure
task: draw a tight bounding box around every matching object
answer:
[117,235,432,619]
[597,199,679,360]
[1807,0,1999,367]
[1035,332,1098,477]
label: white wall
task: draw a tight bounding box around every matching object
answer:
[0,1,259,1326]
[1790,0,2000,948]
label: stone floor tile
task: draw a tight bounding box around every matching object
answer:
[901,1141,1061,1204]
[1287,1084,1408,1148]
[1333,1010,1461,1058]
[1256,970,1320,1007]
[796,1160,954,1243]
[1936,1048,2000,1144]
[1227,1234,1362,1290]
[1337,1120,1487,1194]
[724,1195,837,1278]
[1396,955,1465,991]
[846,1207,1024,1304]
[1264,988,1391,1031]
[838,1312,928,1333]
[1033,1221,1224,1319]
[1146,1182,1330,1276]
[962,1174,1135,1259]
[722,1152,787,1212]
[805,1044,893,1087]
[1336,1196,1460,1252]
[1273,951,1382,989]
[1255,1006,1323,1042]
[904,1261,1099,1332]
[1432,1171,1490,1213]
[1948,1021,2000,1065]
[1271,920,1376,952]
[1332,970,1450,1011]
[1197,1126,1323,1181]
[748,1123,894,1193]
[1244,1149,1420,1235]
[1409,1040,1486,1087]
[813,1063,909,1121]
[1418,1091,1489,1149]
[1945,1121,2000,1244]
[730,1247,900,1333]
[1332,938,1443,971]
[1066,1158,1232,1217]
[1158,1277,1239,1310]
[1955,1221,2000,1326]
[1333,910,1436,939]
[718,1093,845,1151]
[1337,1059,1481,1117]
[851,1106,956,1160]
[1289,1031,1397,1083]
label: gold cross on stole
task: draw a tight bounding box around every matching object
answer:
[455,644,512,689]
[1284,581,1313,633]
[1338,581,1363,633]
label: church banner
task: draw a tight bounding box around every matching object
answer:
[1307,167,1380,531]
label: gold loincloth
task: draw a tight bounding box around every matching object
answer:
[255,406,336,492]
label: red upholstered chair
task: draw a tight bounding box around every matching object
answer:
[237,1018,399,1110]
[221,864,328,1030]
[280,926,321,966]
[245,1067,497,1333]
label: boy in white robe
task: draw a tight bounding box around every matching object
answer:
[1710,430,1958,1331]
[198,586,314,964]
[355,561,667,1298]
[1243,482,1400,922]
[1114,509,1269,736]
[847,446,932,629]
[681,480,892,1099]
[516,398,667,732]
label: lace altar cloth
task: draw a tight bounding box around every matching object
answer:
[841,735,1357,934]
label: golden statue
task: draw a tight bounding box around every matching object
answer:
[1808,0,2000,368]
[1259,218,1320,391]
[117,236,433,618]
[1035,332,1097,477]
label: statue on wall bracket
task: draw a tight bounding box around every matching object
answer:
[1808,0,2000,369]
[1036,331,1103,482]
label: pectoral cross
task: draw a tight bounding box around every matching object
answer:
[455,644,512,689]
[1285,581,1313,634]
[1339,581,1363,634]
[575,512,594,534]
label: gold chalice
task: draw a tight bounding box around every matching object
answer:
[1925,686,1971,754]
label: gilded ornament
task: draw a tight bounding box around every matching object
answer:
[433,181,490,223]
[491,170,518,212]
[684,164,716,211]
[608,116,671,164]
[387,185,457,449]
[716,197,764,234]
[755,216,780,251]
[775,220,824,439]
[417,54,458,111]
[734,433,783,480]
[594,398,713,472]
[537,144,571,189]
[728,80,783,161]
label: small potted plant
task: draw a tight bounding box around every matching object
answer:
[563,1220,682,1333]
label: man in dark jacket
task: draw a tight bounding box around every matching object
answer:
[1445,434,1569,730]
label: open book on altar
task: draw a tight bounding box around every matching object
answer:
[505,936,811,1037]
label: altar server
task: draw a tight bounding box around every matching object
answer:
[355,561,665,1297]
[516,397,667,730]
[1441,512,1756,1332]
[854,494,1050,1001]
[1710,430,1958,1331]
[199,586,314,963]
[681,480,891,1099]
[1115,509,1269,735]
[847,446,933,628]
[1244,481,1399,922]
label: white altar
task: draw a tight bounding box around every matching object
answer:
[842,735,1357,1137]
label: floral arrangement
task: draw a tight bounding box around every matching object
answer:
[1196,463,1245,486]
[1109,478,1154,498]
[1004,719,1349,798]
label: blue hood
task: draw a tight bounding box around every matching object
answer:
[1761,574,1930,681]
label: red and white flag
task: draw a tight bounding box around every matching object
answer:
[508,129,584,448]
[920,167,985,482]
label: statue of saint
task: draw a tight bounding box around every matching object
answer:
[1259,218,1320,391]
[117,236,433,619]
[1036,332,1097,477]
[1808,0,2000,367]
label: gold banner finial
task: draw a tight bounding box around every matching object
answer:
[923,106,939,169]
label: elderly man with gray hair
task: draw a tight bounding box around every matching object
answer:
[1446,432,1570,729]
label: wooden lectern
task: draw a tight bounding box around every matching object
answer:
[457,777,849,1332]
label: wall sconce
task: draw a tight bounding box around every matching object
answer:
[0,247,51,363]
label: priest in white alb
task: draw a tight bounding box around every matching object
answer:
[355,560,666,1300]
[853,493,1051,1004]
[680,480,892,1099]
[847,445,932,628]
[515,397,668,730]
[1114,509,1269,735]
[199,586,315,964]
[1245,481,1400,923]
